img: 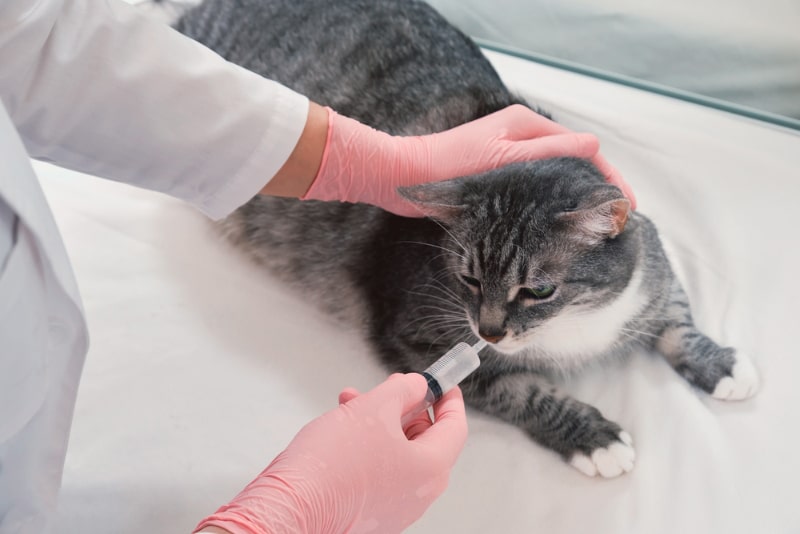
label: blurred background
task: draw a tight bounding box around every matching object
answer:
[426,0,800,129]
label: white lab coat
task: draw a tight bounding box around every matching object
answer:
[0,1,308,532]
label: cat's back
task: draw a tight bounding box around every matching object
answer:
[173,0,530,321]
[174,0,518,133]
[173,0,524,309]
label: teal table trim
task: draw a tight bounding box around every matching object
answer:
[478,39,800,133]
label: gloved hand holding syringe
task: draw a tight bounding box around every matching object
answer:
[195,343,482,534]
[401,339,487,427]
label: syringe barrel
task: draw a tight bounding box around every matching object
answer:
[421,342,482,402]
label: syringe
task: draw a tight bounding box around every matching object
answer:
[401,339,487,427]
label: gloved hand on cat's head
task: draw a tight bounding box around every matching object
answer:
[303,104,636,216]
[194,373,467,534]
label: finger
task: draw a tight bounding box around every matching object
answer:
[355,373,429,417]
[492,107,637,207]
[501,132,599,164]
[590,154,637,210]
[338,387,361,405]
[411,387,468,466]
[488,107,636,187]
[485,104,566,137]
[403,408,434,440]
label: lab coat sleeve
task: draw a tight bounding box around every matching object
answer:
[0,0,309,220]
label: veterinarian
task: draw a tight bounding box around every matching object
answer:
[0,1,634,533]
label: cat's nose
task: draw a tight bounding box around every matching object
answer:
[479,331,506,344]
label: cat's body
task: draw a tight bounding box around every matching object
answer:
[171,0,758,477]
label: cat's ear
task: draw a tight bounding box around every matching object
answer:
[558,185,630,243]
[397,181,467,221]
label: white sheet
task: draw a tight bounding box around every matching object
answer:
[44,50,800,533]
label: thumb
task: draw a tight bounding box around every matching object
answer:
[352,373,429,418]
[481,104,563,137]
[338,387,361,405]
[410,387,468,467]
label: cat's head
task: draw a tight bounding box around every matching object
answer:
[400,157,637,359]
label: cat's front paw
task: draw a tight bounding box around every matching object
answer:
[712,353,759,401]
[568,431,635,478]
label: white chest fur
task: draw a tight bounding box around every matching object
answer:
[501,266,647,368]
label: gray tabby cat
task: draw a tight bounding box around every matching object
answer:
[169,0,758,477]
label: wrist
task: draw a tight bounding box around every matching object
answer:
[194,446,365,534]
[301,108,399,204]
[390,133,432,186]
[260,101,329,198]
[194,471,310,534]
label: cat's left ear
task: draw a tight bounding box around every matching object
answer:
[397,180,467,222]
[558,185,630,243]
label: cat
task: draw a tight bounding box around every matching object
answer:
[168,0,758,477]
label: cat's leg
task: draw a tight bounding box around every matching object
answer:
[655,280,758,400]
[462,369,635,478]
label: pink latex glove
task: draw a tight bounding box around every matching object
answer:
[194,374,468,534]
[303,104,636,216]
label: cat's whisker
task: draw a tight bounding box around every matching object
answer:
[410,309,465,322]
[398,241,467,261]
[428,217,469,256]
[415,276,460,291]
[409,309,467,322]
[416,319,470,334]
[408,316,467,330]
[601,284,672,303]
[418,278,463,302]
[406,321,464,336]
[413,316,470,335]
[409,279,465,303]
[526,264,557,285]
[404,311,467,328]
[405,289,460,306]
[430,264,466,279]
[617,331,643,345]
[618,327,662,340]
[424,252,463,269]
[425,326,472,357]
[404,290,462,311]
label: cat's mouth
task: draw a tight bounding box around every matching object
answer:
[469,320,529,354]
[484,335,532,354]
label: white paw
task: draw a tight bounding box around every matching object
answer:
[569,432,636,478]
[712,355,759,401]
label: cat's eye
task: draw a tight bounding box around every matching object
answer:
[519,285,556,300]
[460,274,481,290]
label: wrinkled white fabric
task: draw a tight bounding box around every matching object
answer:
[0,104,89,534]
[0,1,309,532]
[47,51,800,533]
[0,197,15,269]
[0,0,307,220]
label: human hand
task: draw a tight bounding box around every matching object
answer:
[194,374,468,534]
[303,105,635,216]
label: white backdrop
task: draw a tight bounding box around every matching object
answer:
[46,51,800,533]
